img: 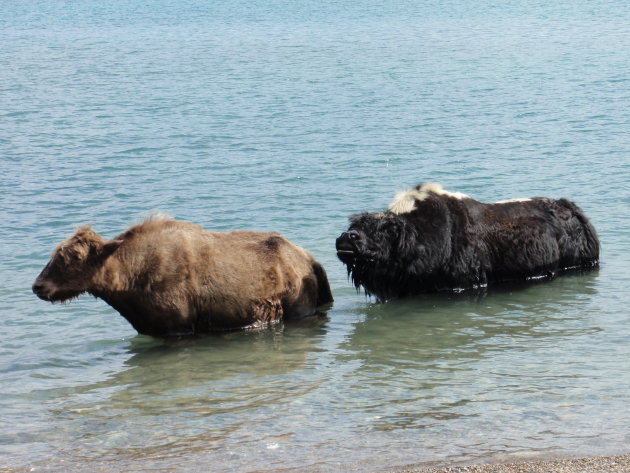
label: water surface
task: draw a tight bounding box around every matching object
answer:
[1,0,629,471]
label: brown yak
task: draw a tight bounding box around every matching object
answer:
[33,217,333,336]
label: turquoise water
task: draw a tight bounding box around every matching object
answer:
[1,0,629,471]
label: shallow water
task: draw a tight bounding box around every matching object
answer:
[1,0,629,471]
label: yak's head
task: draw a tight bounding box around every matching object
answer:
[336,212,421,301]
[32,226,122,303]
[336,184,456,301]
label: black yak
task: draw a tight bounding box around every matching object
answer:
[33,217,333,336]
[336,183,599,302]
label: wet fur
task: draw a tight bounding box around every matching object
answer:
[34,218,333,336]
[337,184,600,302]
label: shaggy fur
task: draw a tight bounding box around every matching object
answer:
[33,217,333,336]
[336,183,600,302]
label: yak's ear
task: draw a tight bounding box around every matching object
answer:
[100,239,123,259]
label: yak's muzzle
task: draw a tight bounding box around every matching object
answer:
[336,230,361,264]
[32,280,51,301]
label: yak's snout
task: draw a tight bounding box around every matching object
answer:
[32,276,78,303]
[336,230,361,263]
[32,280,51,301]
[32,278,82,302]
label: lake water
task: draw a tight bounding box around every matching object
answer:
[1,0,629,471]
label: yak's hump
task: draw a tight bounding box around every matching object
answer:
[388,183,470,214]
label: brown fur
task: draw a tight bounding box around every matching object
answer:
[33,217,333,336]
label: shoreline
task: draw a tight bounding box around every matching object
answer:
[3,453,630,472]
[391,453,630,473]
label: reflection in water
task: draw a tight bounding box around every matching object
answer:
[33,318,330,466]
[334,271,608,455]
[342,271,601,371]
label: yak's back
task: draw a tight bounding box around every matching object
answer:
[115,216,203,242]
[112,218,321,301]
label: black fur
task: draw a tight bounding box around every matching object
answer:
[336,184,600,302]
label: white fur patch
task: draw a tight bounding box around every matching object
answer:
[388,183,469,214]
[494,198,532,204]
[388,191,421,214]
[419,183,469,200]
